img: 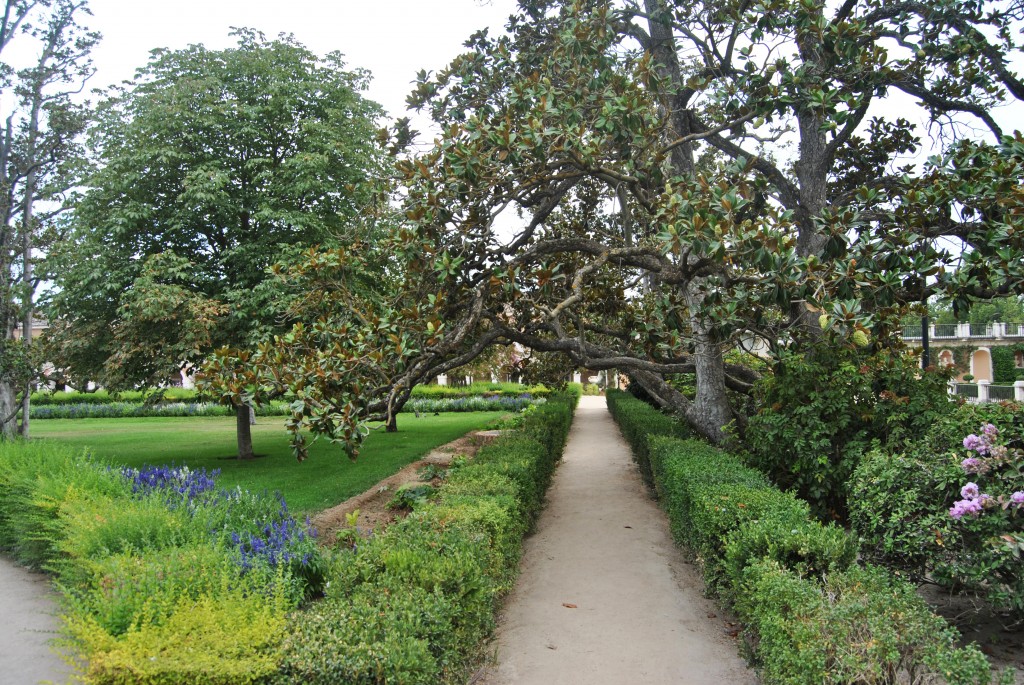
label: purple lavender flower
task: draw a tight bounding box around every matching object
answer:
[1011,491,1024,506]
[982,423,998,438]
[960,482,980,500]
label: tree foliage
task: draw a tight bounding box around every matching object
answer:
[221,0,1024,458]
[46,30,385,387]
[1,0,96,438]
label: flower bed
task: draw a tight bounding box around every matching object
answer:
[0,444,325,684]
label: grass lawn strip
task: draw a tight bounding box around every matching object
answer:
[31,412,504,513]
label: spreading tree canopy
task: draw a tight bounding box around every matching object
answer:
[219,0,1024,457]
[44,29,386,457]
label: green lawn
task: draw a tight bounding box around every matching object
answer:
[31,412,504,513]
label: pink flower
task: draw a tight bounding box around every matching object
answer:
[960,482,980,500]
[1011,492,1024,506]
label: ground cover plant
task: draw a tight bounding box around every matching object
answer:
[606,390,1008,684]
[32,412,503,512]
[0,441,325,685]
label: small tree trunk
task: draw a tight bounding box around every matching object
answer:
[0,381,16,439]
[235,403,254,459]
[385,412,398,433]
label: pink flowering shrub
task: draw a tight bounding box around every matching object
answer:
[850,404,1024,616]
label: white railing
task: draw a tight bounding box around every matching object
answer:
[901,322,1024,340]
[950,380,1024,404]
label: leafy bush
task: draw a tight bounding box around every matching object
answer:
[735,561,997,685]
[851,410,1024,615]
[606,389,692,487]
[68,589,290,685]
[275,392,575,684]
[745,346,954,520]
[722,519,857,603]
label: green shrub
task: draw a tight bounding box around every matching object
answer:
[275,588,449,685]
[745,347,954,520]
[646,436,770,550]
[275,392,576,685]
[606,389,691,487]
[69,589,289,685]
[722,519,857,603]
[688,484,809,594]
[735,560,997,685]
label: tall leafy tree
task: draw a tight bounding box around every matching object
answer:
[237,0,1024,456]
[44,29,386,458]
[0,0,96,439]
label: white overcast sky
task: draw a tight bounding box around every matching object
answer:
[84,0,520,131]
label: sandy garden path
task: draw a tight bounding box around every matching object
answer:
[0,556,73,684]
[475,395,756,685]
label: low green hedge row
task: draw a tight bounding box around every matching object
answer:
[29,396,535,420]
[605,391,1000,685]
[605,388,692,486]
[271,392,577,684]
[32,384,549,406]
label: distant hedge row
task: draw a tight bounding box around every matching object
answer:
[31,382,550,407]
[605,390,998,685]
[30,396,538,420]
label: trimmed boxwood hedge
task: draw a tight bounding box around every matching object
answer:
[605,391,999,684]
[272,391,578,684]
[606,389,692,486]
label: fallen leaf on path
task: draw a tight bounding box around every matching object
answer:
[707,613,717,619]
[624,525,632,529]
[546,643,558,650]
[562,603,577,609]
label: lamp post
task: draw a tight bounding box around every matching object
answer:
[921,313,930,369]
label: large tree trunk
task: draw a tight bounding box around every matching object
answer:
[235,403,254,460]
[642,0,736,443]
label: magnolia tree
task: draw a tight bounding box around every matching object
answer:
[229,0,1024,458]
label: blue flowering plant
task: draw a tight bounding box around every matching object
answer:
[946,422,1024,614]
[120,464,327,601]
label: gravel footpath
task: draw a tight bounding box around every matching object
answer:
[476,395,756,685]
[0,556,73,684]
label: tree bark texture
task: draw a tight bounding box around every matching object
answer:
[235,403,254,460]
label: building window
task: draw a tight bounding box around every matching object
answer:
[1016,350,1024,368]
